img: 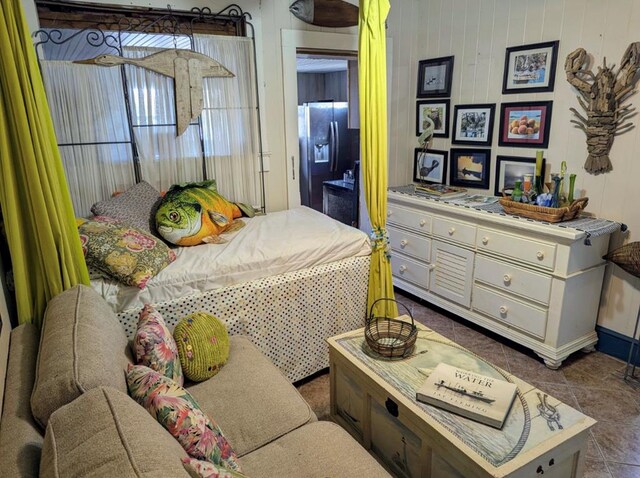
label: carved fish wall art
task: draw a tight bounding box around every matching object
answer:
[289,0,359,28]
[75,49,234,136]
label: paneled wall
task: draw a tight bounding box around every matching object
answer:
[388,0,640,337]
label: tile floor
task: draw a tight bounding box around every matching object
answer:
[296,290,640,478]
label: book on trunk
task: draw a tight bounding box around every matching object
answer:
[415,362,518,429]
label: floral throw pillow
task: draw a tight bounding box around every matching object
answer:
[134,305,183,386]
[79,216,176,288]
[182,458,249,478]
[126,364,241,472]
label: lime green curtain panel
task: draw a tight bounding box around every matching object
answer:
[0,0,89,326]
[358,0,397,318]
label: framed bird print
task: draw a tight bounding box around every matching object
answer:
[414,148,448,184]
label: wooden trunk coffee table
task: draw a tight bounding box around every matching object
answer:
[328,323,595,478]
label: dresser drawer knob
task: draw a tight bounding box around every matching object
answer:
[419,219,426,227]
[448,227,456,235]
[481,236,489,245]
[536,251,545,260]
[387,210,393,217]
[499,306,508,315]
[400,239,408,248]
[503,274,512,284]
[399,265,407,273]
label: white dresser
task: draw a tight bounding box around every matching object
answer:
[387,190,613,368]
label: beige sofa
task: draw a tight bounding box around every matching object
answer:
[0,285,390,477]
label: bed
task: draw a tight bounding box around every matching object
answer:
[90,206,371,382]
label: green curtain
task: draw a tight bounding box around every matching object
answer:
[359,0,397,319]
[0,0,89,327]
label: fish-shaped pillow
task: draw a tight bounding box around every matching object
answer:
[155,180,253,246]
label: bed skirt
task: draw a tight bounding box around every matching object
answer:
[117,255,371,382]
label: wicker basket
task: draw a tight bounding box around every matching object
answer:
[499,197,588,223]
[364,298,417,359]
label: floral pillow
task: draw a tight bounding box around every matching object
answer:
[182,458,249,478]
[79,216,176,288]
[134,305,183,386]
[126,364,241,472]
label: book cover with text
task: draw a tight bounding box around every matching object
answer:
[416,362,518,429]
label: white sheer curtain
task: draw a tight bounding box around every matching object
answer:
[123,47,204,193]
[194,35,262,207]
[41,62,135,217]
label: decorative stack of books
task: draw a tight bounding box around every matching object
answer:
[414,184,467,198]
[415,363,518,429]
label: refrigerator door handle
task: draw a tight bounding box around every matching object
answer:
[333,121,340,172]
[329,121,336,171]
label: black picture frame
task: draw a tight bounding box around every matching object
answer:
[417,56,454,98]
[416,99,450,138]
[450,148,491,189]
[452,103,496,146]
[494,155,544,196]
[498,101,553,148]
[502,40,559,94]
[413,148,448,184]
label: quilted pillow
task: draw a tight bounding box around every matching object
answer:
[126,364,241,472]
[79,216,176,288]
[91,181,162,235]
[134,305,183,386]
[182,458,249,478]
[173,312,230,382]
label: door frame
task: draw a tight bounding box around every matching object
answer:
[281,29,393,209]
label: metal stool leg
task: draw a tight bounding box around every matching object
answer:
[624,304,640,381]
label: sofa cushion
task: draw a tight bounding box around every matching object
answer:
[0,324,43,477]
[240,421,392,478]
[174,312,230,382]
[187,336,316,457]
[31,284,134,428]
[91,180,162,236]
[126,364,241,472]
[134,305,183,385]
[40,387,190,478]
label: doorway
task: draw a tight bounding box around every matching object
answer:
[296,53,360,227]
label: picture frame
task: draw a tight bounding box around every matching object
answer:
[416,100,450,138]
[452,103,496,146]
[494,155,544,196]
[417,56,454,98]
[498,101,553,148]
[450,148,491,189]
[413,148,448,184]
[502,40,559,94]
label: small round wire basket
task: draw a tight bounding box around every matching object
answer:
[364,298,417,359]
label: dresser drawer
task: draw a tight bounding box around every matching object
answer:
[387,204,431,233]
[472,285,547,339]
[391,254,430,289]
[389,226,431,262]
[432,216,476,246]
[476,227,556,270]
[474,255,552,305]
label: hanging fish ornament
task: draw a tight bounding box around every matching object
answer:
[289,0,359,28]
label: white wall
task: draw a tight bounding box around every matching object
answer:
[390,0,640,337]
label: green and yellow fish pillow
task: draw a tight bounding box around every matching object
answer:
[155,180,254,246]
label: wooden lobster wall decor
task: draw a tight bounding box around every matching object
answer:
[565,42,640,174]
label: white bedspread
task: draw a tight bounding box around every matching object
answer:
[91,206,371,312]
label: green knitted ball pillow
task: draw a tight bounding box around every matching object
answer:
[173,312,230,382]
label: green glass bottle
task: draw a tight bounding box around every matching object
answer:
[532,150,545,200]
[568,173,577,203]
[511,180,523,202]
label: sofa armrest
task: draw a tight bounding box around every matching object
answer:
[0,324,43,477]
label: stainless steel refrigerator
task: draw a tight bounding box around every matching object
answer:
[298,101,358,212]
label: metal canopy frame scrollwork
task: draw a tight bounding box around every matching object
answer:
[33,2,265,212]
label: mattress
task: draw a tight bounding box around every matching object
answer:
[92,206,371,312]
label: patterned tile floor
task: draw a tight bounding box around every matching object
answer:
[296,290,640,478]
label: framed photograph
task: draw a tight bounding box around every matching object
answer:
[417,56,454,98]
[452,103,496,146]
[498,101,553,148]
[494,155,544,196]
[413,148,448,184]
[502,40,559,93]
[416,100,450,138]
[450,148,491,189]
